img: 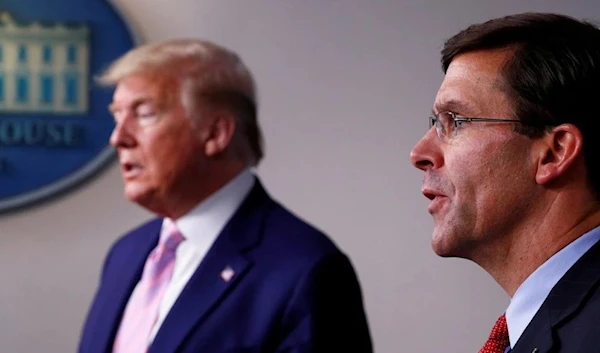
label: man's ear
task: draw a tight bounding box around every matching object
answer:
[202,111,237,157]
[535,124,583,185]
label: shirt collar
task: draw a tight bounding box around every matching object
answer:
[160,168,255,248]
[505,225,600,348]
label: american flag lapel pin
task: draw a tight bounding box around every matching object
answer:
[221,266,235,282]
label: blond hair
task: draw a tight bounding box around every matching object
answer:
[98,38,264,166]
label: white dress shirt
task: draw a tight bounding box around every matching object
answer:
[139,168,255,342]
[505,225,600,349]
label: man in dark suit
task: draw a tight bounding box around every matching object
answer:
[410,12,600,353]
[78,39,372,353]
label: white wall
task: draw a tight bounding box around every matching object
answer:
[2,1,599,352]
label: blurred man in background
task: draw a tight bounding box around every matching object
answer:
[78,38,372,353]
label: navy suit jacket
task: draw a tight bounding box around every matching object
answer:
[510,238,600,353]
[78,180,373,353]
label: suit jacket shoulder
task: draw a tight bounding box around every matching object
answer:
[79,180,372,353]
[512,238,600,353]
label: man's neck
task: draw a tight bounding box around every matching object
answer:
[151,162,248,220]
[481,201,600,297]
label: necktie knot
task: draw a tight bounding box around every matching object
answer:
[161,219,185,251]
[479,314,509,353]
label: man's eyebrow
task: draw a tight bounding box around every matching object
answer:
[433,99,477,115]
[107,97,155,113]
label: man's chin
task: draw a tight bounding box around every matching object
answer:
[431,231,459,258]
[431,244,454,258]
[431,232,476,260]
[124,184,153,206]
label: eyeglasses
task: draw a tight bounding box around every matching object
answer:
[429,111,522,142]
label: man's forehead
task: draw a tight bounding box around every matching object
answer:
[111,73,177,105]
[434,50,511,114]
[434,76,486,115]
[447,49,511,74]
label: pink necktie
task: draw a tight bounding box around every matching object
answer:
[479,314,510,353]
[112,219,185,353]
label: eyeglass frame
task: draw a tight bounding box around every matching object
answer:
[429,110,523,141]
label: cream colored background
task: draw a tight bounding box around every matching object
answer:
[1,1,599,352]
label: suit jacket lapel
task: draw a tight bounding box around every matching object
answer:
[93,220,161,353]
[509,306,554,353]
[148,180,270,353]
[511,238,600,353]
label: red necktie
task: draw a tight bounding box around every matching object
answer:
[479,314,510,353]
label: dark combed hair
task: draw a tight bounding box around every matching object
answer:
[441,12,600,199]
